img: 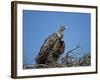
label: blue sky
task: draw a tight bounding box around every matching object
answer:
[23,10,91,65]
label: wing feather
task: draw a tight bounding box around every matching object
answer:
[35,33,59,64]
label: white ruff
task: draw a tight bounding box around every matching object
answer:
[56,32,61,38]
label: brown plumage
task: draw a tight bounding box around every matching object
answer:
[35,26,66,64]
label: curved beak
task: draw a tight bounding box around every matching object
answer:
[65,27,68,30]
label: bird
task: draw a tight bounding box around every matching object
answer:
[35,26,67,65]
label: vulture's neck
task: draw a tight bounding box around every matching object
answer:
[57,31,63,40]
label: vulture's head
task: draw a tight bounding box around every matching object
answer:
[59,26,68,32]
[57,26,68,40]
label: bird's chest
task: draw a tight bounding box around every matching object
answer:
[52,40,61,52]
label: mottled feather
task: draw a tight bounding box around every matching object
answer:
[36,33,65,64]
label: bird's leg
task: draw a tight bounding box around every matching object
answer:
[45,52,57,67]
[46,52,53,63]
[46,52,61,67]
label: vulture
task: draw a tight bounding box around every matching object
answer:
[35,26,67,65]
